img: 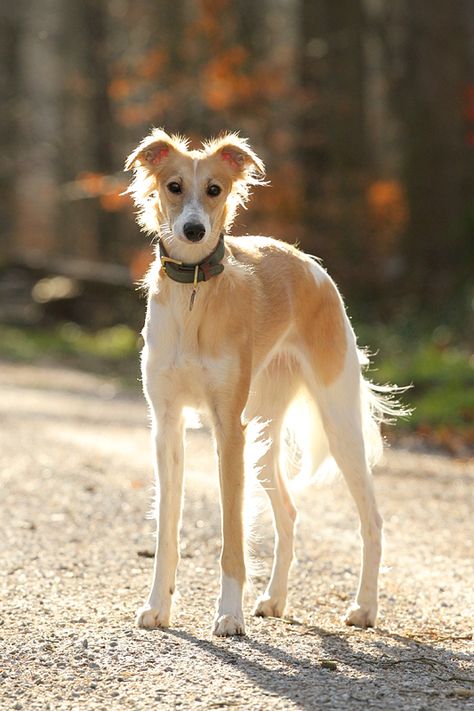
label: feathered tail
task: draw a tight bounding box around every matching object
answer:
[280,351,411,488]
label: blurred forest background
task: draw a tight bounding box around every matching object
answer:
[0,0,473,448]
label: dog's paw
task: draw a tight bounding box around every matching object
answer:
[343,603,377,628]
[136,604,170,630]
[253,594,286,618]
[212,614,246,637]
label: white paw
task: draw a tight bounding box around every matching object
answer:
[136,603,170,630]
[212,614,246,637]
[253,594,286,618]
[344,603,377,628]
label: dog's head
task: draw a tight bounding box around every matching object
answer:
[125,129,265,261]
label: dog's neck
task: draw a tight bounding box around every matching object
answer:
[158,234,226,312]
[158,234,225,283]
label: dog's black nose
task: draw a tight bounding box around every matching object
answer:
[183,222,205,242]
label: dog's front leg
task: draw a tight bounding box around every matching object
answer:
[136,405,184,630]
[211,410,247,637]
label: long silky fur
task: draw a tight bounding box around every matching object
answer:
[278,353,411,489]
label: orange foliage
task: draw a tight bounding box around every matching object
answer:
[76,172,107,196]
[107,3,295,127]
[70,172,130,212]
[99,191,129,212]
[117,92,171,127]
[130,247,154,282]
[202,46,250,110]
[189,0,230,42]
[108,49,167,122]
[366,179,408,256]
[367,180,408,228]
[136,49,167,79]
[108,78,133,100]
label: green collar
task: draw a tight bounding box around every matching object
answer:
[159,234,225,285]
[159,235,225,311]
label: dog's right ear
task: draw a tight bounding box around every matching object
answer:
[124,129,177,172]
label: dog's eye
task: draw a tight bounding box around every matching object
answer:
[167,182,182,194]
[207,184,221,197]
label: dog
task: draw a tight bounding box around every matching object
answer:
[125,129,403,637]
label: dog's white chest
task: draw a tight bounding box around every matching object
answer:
[142,291,234,407]
[142,293,192,368]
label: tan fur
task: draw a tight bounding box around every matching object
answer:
[129,130,386,636]
[146,236,347,385]
[295,269,347,385]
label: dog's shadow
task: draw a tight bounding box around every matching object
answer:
[163,620,472,709]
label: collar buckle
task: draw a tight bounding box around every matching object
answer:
[161,255,183,268]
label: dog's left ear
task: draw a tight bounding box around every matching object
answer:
[208,134,265,182]
[125,129,187,172]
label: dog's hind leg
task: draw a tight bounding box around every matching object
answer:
[307,350,383,628]
[293,271,383,627]
[245,361,299,619]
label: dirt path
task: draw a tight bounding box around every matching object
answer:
[0,361,473,710]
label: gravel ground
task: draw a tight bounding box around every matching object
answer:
[0,361,473,710]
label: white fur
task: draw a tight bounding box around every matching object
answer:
[131,135,407,636]
[213,575,245,636]
[306,255,329,286]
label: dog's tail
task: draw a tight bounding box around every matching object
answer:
[281,352,410,488]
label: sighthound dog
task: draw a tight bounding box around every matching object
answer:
[125,129,402,637]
